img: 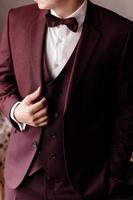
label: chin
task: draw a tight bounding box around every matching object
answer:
[36,3,50,10]
[37,4,46,9]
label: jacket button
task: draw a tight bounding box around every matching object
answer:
[32,141,38,149]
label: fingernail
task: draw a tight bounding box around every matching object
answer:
[41,97,45,101]
[36,87,41,92]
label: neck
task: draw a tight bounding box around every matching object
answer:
[53,0,85,18]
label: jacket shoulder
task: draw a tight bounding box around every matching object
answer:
[10,4,40,17]
[92,2,133,31]
[8,4,44,24]
[7,4,47,31]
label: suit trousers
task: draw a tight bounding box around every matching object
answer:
[5,169,82,200]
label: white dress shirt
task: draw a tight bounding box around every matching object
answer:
[10,0,87,131]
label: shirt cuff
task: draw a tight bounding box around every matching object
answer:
[10,102,26,132]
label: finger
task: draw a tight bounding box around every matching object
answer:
[38,121,48,127]
[24,86,41,104]
[34,116,49,126]
[33,108,48,120]
[30,97,47,114]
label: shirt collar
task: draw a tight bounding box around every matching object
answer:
[50,0,87,29]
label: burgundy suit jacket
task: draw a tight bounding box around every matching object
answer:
[0,0,133,197]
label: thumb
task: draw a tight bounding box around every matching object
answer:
[24,87,41,104]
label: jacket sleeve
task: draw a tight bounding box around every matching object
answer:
[0,10,21,123]
[109,24,133,180]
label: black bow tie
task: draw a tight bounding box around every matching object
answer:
[46,13,78,32]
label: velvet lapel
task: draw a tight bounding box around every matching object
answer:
[29,9,48,90]
[63,1,103,114]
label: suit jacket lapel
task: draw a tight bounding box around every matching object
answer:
[63,1,103,114]
[29,9,48,89]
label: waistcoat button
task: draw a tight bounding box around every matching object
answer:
[54,112,59,118]
[47,175,52,181]
[51,154,56,159]
[38,150,41,154]
[54,64,59,68]
[50,133,57,138]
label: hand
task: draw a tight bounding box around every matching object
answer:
[14,87,49,127]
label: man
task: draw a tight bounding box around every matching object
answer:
[0,0,133,199]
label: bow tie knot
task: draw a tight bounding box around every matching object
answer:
[46,13,78,32]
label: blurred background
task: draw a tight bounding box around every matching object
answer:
[0,0,32,38]
[0,0,133,199]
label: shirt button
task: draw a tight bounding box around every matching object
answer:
[32,141,38,149]
[54,64,59,68]
[58,38,63,43]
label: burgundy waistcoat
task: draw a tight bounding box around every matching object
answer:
[28,43,77,181]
